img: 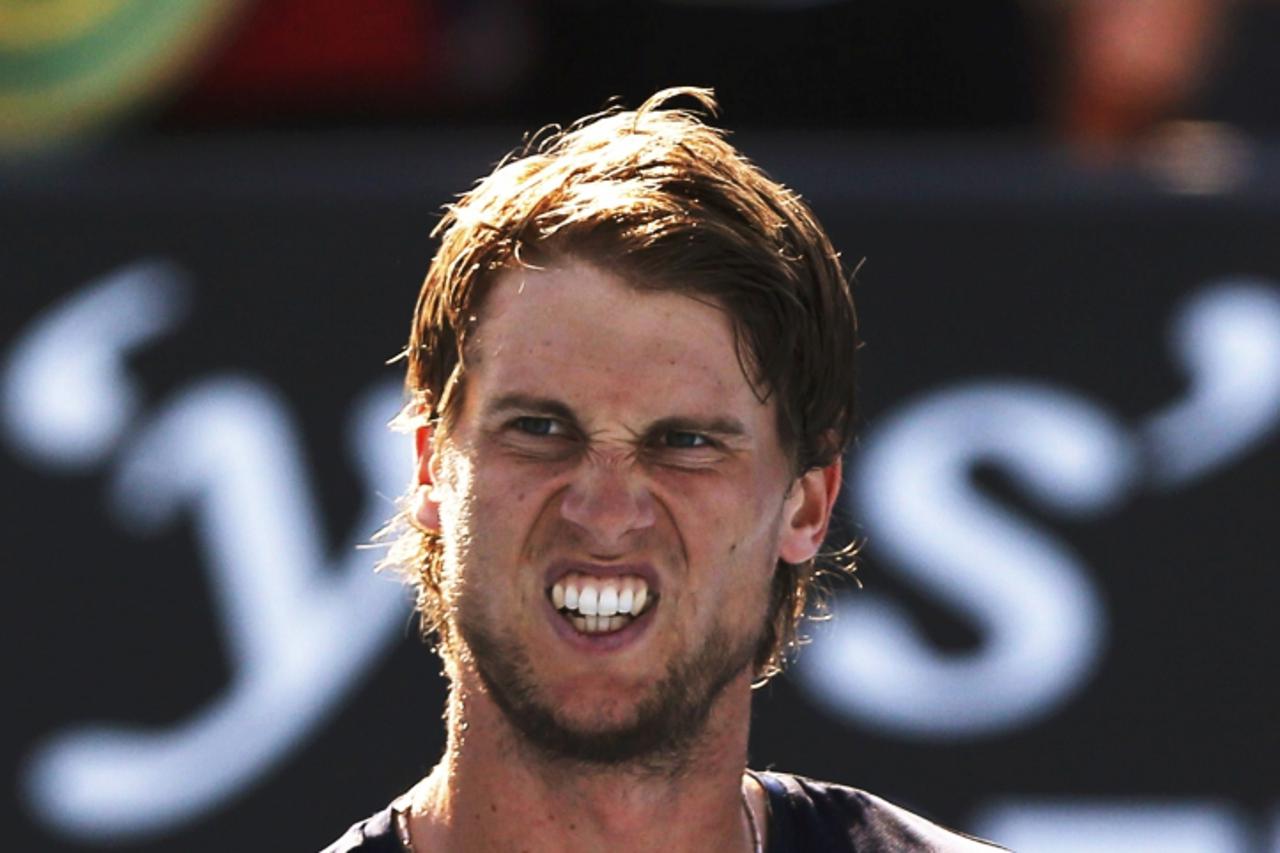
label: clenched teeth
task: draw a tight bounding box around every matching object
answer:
[571,615,630,633]
[551,573,652,634]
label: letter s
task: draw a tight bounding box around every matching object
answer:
[795,382,1136,736]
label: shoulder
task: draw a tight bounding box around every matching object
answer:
[318,802,404,853]
[752,770,1009,853]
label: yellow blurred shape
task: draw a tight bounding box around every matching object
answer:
[0,0,132,49]
[0,0,245,157]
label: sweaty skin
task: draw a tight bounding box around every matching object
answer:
[407,260,841,853]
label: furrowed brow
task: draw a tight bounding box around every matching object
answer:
[484,393,579,423]
[645,415,750,441]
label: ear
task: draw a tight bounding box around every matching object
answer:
[411,425,441,532]
[778,455,843,565]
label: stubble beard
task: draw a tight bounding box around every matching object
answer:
[456,606,762,776]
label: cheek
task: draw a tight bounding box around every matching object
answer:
[448,461,564,591]
[665,472,781,559]
[439,447,542,537]
[469,461,559,541]
[433,456,486,601]
[656,474,783,622]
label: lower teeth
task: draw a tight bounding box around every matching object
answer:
[566,612,632,634]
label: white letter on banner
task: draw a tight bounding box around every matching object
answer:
[0,260,188,469]
[971,800,1252,853]
[796,383,1135,736]
[1143,278,1280,487]
[21,378,410,840]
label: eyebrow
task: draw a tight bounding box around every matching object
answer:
[483,393,749,440]
[645,415,749,440]
[483,393,579,423]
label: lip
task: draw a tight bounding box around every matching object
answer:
[542,559,662,594]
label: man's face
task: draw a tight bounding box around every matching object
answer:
[417,260,833,767]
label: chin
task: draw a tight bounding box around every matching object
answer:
[553,694,649,733]
[458,602,760,768]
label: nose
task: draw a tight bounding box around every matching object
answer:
[559,455,657,550]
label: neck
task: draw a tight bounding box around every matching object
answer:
[406,670,759,853]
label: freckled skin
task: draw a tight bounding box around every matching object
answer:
[428,261,800,746]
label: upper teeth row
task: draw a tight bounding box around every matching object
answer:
[552,573,650,617]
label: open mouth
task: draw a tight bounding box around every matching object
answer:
[549,572,655,635]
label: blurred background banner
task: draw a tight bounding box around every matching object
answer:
[0,0,245,156]
[2,2,1278,851]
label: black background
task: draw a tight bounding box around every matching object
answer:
[3,135,1278,851]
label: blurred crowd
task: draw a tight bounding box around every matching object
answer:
[3,0,1280,170]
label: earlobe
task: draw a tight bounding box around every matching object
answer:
[778,456,842,564]
[412,425,441,532]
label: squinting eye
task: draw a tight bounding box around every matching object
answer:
[665,431,710,448]
[512,416,563,436]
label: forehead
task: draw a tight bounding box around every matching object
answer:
[463,261,767,419]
